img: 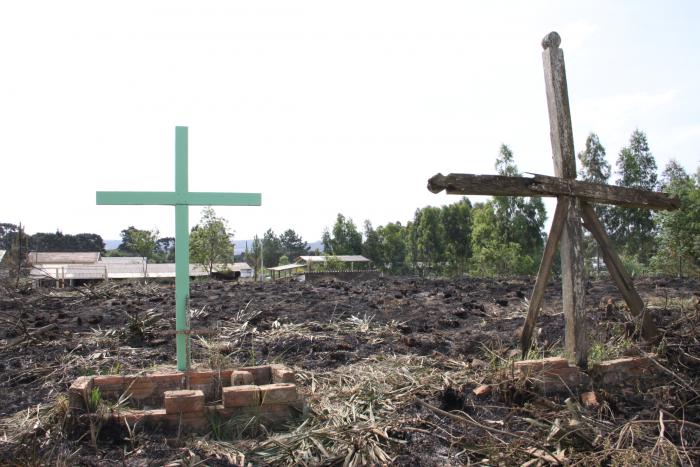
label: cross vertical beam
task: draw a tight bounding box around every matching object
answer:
[542,32,588,367]
[175,126,190,370]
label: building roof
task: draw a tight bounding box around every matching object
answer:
[267,263,305,272]
[27,251,101,265]
[100,256,146,264]
[30,262,209,280]
[230,262,253,271]
[296,255,370,263]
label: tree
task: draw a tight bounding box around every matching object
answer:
[441,198,472,274]
[609,129,659,263]
[405,212,421,272]
[322,214,363,255]
[577,133,611,184]
[470,201,535,276]
[0,223,18,250]
[577,133,611,273]
[27,231,105,252]
[416,206,446,270]
[2,223,28,286]
[155,237,176,263]
[279,229,310,261]
[650,161,700,277]
[189,207,234,275]
[377,222,407,272]
[492,145,546,264]
[119,227,158,280]
[262,229,284,267]
[245,235,263,280]
[362,221,383,266]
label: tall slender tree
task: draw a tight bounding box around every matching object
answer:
[609,129,659,262]
[492,144,546,260]
[577,132,611,272]
[441,198,472,274]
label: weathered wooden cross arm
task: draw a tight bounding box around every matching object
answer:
[428,173,680,210]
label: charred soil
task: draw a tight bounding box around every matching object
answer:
[0,276,698,466]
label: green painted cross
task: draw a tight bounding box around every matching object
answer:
[97,126,261,370]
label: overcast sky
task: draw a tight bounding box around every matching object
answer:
[1,1,699,244]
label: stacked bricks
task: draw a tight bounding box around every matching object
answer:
[588,355,656,387]
[217,364,301,426]
[68,364,303,433]
[513,355,658,394]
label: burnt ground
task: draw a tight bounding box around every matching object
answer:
[0,275,698,466]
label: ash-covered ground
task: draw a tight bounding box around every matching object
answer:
[1,276,698,466]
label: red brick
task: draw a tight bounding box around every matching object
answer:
[271,365,295,384]
[260,383,298,405]
[589,356,655,387]
[222,385,261,407]
[231,370,254,385]
[188,371,214,385]
[164,412,209,430]
[124,380,157,400]
[117,408,165,425]
[92,375,126,387]
[472,384,492,397]
[68,376,93,411]
[164,389,205,414]
[240,365,272,384]
[240,403,296,427]
[515,357,587,392]
[514,357,569,374]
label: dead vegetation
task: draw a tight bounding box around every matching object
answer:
[0,276,698,465]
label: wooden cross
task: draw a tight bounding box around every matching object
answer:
[96,126,262,371]
[427,32,679,367]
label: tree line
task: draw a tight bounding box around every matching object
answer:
[321,130,700,277]
[3,128,699,279]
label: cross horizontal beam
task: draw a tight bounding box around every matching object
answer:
[96,191,262,206]
[427,173,679,210]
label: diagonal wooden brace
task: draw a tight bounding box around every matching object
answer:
[580,202,658,340]
[521,198,569,357]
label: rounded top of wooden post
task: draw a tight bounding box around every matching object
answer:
[541,31,561,50]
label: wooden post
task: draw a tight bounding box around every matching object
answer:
[580,202,658,340]
[521,198,568,356]
[542,32,588,367]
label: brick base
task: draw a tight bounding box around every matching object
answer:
[515,357,588,393]
[588,355,656,387]
[513,355,658,394]
[68,364,303,434]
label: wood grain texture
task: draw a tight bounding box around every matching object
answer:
[427,173,679,210]
[543,34,588,367]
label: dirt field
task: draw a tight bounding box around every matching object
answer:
[1,275,698,466]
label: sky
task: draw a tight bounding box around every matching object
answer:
[1,1,699,244]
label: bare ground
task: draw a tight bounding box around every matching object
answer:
[0,275,698,466]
